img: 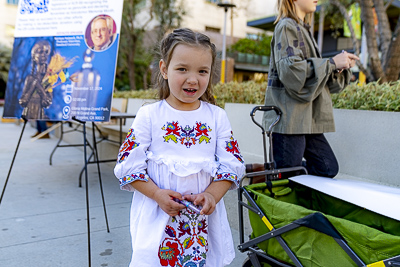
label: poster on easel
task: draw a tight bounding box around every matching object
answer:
[3,0,124,122]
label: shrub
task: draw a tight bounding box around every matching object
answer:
[0,44,12,99]
[213,81,267,108]
[113,80,400,112]
[331,81,400,112]
[228,34,272,56]
[113,88,159,99]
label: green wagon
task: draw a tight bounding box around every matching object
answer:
[238,106,400,267]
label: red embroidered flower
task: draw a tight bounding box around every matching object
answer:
[165,122,181,136]
[225,140,240,154]
[159,240,181,266]
[195,122,209,137]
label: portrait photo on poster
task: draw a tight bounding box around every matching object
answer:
[85,14,117,52]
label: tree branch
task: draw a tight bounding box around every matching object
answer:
[328,0,360,54]
[384,0,394,10]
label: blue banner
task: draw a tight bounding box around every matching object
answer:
[3,0,124,122]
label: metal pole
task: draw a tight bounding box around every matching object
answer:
[220,7,228,84]
[0,117,28,206]
[317,5,325,52]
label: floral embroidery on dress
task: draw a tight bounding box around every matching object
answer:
[225,131,244,163]
[120,172,148,186]
[159,208,208,266]
[215,172,239,185]
[162,121,212,148]
[118,129,139,163]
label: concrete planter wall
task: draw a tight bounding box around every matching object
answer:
[56,99,400,188]
[225,103,400,188]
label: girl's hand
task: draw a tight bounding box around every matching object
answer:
[332,51,360,70]
[183,192,216,215]
[153,189,185,216]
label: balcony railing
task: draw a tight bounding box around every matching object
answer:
[227,52,269,66]
[6,0,19,5]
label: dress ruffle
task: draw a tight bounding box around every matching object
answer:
[146,151,219,177]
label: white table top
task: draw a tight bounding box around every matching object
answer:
[290,175,400,221]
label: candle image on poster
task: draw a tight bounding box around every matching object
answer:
[3,0,124,122]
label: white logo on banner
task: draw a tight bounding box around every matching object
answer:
[62,106,71,119]
[20,0,49,14]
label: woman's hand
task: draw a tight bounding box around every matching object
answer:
[332,51,360,70]
[153,189,185,216]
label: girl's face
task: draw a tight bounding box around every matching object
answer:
[160,44,212,111]
[294,0,318,20]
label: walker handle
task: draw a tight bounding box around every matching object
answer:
[250,105,282,168]
[250,106,282,133]
[251,105,282,116]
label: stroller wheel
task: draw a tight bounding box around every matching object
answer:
[242,256,279,267]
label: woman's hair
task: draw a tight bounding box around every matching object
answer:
[275,0,312,24]
[155,28,217,105]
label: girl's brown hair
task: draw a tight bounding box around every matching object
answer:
[155,28,217,105]
[275,0,312,24]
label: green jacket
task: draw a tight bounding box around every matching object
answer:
[263,18,351,134]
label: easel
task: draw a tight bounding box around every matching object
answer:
[0,116,109,267]
[0,116,28,206]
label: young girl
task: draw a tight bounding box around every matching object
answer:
[263,0,359,178]
[114,28,245,267]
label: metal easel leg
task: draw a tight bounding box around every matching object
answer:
[49,121,64,165]
[91,122,110,233]
[0,116,28,207]
[73,117,91,267]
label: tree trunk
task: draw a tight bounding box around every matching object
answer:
[384,15,400,81]
[128,39,137,91]
[373,0,392,68]
[359,0,387,82]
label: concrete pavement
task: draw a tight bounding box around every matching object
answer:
[0,106,250,267]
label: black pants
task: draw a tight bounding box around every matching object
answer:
[272,133,339,178]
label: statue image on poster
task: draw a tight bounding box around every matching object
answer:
[18,40,52,119]
[85,15,117,52]
[3,37,78,121]
[18,40,77,120]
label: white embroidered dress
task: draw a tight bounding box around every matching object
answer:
[114,100,245,267]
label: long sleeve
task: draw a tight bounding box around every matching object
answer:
[326,68,352,94]
[214,109,245,190]
[264,18,351,134]
[274,21,333,103]
[273,19,350,103]
[114,106,151,191]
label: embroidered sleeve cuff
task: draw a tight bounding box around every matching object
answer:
[214,172,240,189]
[119,172,149,190]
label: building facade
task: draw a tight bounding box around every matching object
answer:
[0,0,272,48]
[0,0,274,85]
[0,0,18,47]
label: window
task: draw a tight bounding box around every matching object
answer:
[6,0,19,5]
[205,26,220,33]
